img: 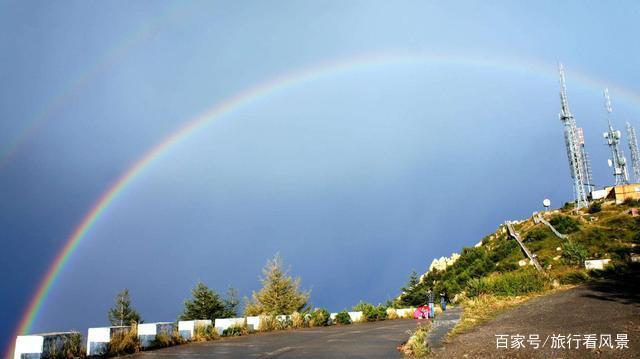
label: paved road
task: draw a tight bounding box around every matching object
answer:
[432,269,640,358]
[129,319,425,358]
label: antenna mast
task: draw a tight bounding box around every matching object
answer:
[602,88,629,185]
[558,64,590,209]
[626,122,640,183]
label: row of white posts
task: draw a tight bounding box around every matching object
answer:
[14,308,415,358]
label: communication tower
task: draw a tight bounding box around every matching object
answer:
[602,88,629,185]
[558,64,590,209]
[626,122,640,183]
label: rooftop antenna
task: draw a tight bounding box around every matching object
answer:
[602,88,629,185]
[626,122,640,183]
[558,64,590,209]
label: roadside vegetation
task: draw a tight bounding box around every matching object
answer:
[396,200,639,344]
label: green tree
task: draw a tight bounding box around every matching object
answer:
[398,271,428,306]
[108,289,141,326]
[222,286,240,318]
[180,282,226,321]
[244,254,309,316]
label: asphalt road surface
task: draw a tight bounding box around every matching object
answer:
[129,318,423,358]
[432,269,640,358]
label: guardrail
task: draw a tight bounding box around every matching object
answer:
[505,221,543,272]
[533,212,567,239]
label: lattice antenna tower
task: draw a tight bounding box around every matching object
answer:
[602,88,629,185]
[558,64,589,209]
[626,122,640,183]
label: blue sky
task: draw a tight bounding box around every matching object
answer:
[1,0,640,354]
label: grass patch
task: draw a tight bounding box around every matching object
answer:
[451,292,549,336]
[466,270,548,297]
[107,325,140,356]
[399,323,431,358]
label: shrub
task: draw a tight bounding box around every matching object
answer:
[561,241,588,266]
[151,328,183,349]
[291,311,308,328]
[375,305,388,321]
[386,308,399,320]
[588,202,602,213]
[107,325,140,355]
[400,323,431,358]
[258,314,278,332]
[488,271,547,296]
[550,215,580,233]
[334,310,351,325]
[192,323,218,342]
[222,322,249,337]
[466,278,491,297]
[466,271,547,297]
[524,228,549,242]
[309,308,330,327]
[46,332,86,359]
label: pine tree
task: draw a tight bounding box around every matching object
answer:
[179,282,226,321]
[108,288,141,326]
[222,286,240,318]
[244,253,309,316]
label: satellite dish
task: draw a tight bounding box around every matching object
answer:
[608,159,613,167]
[543,199,551,208]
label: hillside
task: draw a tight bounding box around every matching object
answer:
[396,199,640,306]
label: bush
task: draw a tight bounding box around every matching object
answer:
[524,228,549,242]
[355,302,387,322]
[309,308,330,327]
[466,278,491,297]
[588,202,602,213]
[386,308,399,320]
[46,332,86,359]
[291,311,308,328]
[550,215,580,233]
[192,323,218,342]
[151,329,183,349]
[400,323,431,358]
[466,271,547,297]
[334,310,351,325]
[107,325,140,355]
[222,322,249,337]
[375,305,388,321]
[561,241,588,266]
[258,314,277,332]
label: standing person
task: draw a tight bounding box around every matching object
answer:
[440,290,447,311]
[427,288,435,318]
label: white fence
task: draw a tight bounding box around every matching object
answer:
[86,326,130,356]
[14,332,78,359]
[213,318,246,335]
[138,322,175,348]
[178,320,212,340]
[15,308,416,357]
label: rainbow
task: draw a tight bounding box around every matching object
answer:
[0,2,195,169]
[6,51,640,358]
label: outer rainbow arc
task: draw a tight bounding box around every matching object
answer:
[7,51,640,358]
[0,2,195,170]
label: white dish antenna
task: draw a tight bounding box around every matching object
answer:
[543,198,551,208]
[608,159,613,167]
